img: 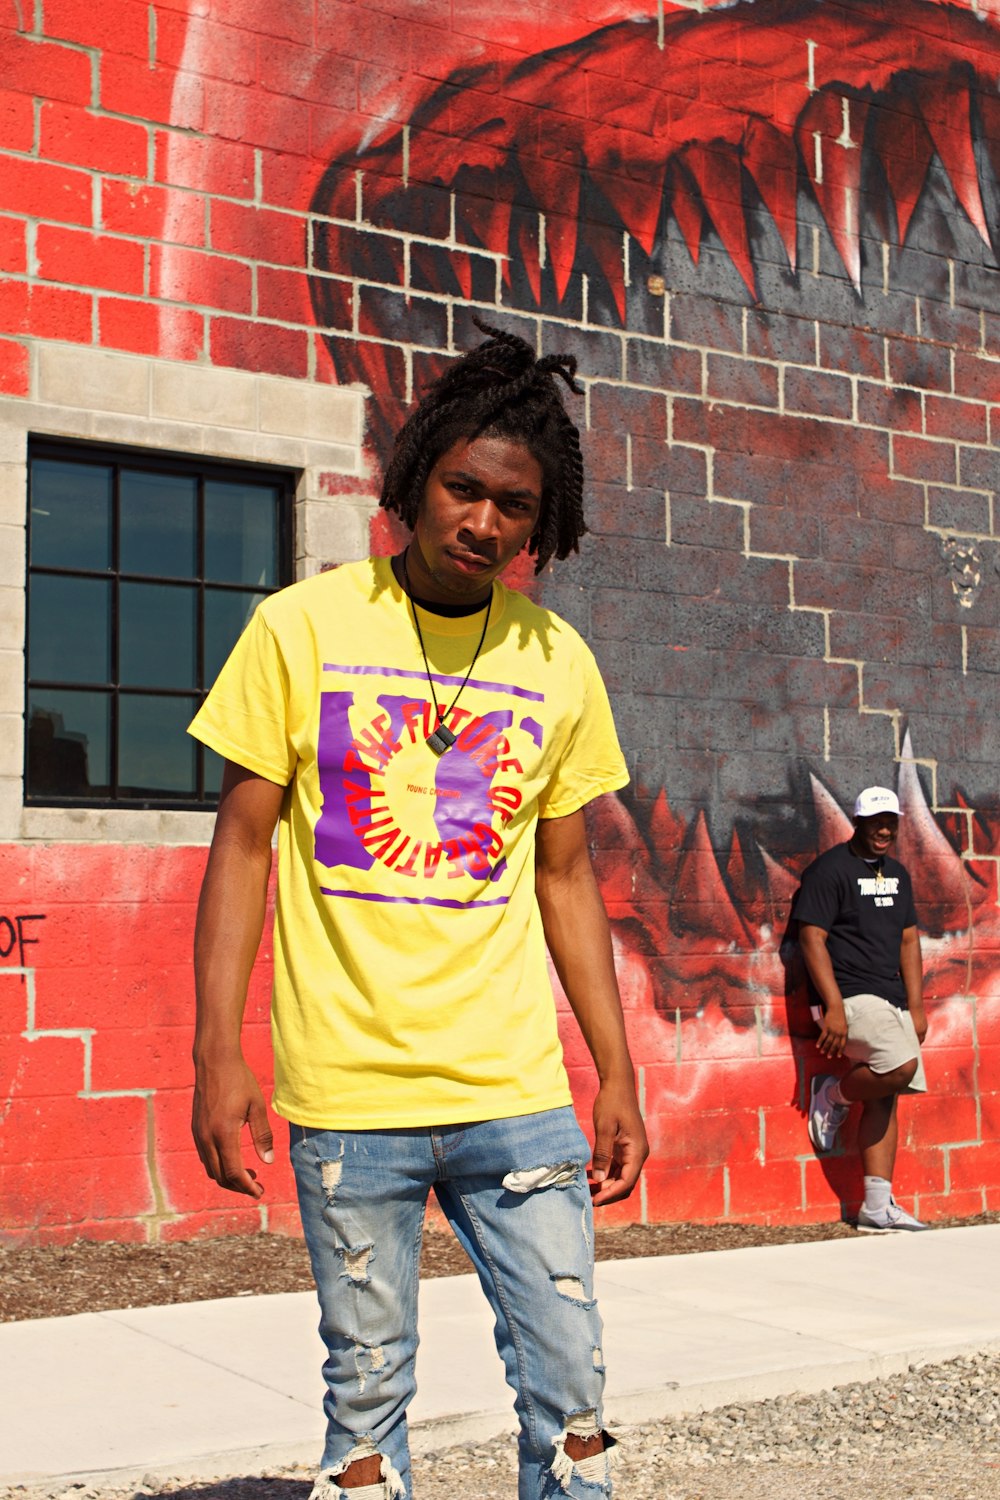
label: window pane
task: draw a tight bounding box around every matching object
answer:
[204,479,279,586]
[27,690,111,797]
[120,470,197,578]
[119,582,197,690]
[30,459,112,571]
[29,575,111,684]
[204,588,265,686]
[119,694,198,796]
[28,444,290,808]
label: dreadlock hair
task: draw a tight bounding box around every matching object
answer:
[380,319,586,573]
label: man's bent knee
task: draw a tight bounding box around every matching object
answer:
[875,1056,918,1092]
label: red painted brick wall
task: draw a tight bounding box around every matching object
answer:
[0,847,302,1242]
[3,0,1000,1241]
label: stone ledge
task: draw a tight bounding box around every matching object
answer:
[12,341,365,455]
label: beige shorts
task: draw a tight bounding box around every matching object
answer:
[811,993,927,1093]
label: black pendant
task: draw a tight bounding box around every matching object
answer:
[426,723,457,755]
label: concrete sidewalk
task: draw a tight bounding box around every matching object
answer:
[3,1225,1000,1488]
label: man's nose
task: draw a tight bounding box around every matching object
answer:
[461,500,501,541]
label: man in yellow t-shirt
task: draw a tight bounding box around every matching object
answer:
[189,321,648,1500]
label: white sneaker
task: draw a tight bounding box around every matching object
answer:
[857,1197,927,1232]
[807,1073,849,1153]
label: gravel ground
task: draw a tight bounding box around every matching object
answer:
[414,1352,1000,1496]
[5,1351,1000,1500]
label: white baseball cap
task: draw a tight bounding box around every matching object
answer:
[854,786,902,819]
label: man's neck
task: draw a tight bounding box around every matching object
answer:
[391,551,492,617]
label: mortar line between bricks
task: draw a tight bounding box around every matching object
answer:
[79,1088,155,1099]
[309,205,514,257]
[858,706,900,723]
[22,33,96,59]
[37,278,478,341]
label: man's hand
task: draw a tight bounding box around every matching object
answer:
[534,808,649,1208]
[588,1080,649,1207]
[192,762,284,1200]
[909,1002,929,1044]
[815,1002,849,1059]
[900,925,925,1042]
[192,1056,274,1198]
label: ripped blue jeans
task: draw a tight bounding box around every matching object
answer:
[289,1107,612,1500]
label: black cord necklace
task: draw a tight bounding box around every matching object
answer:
[402,550,492,755]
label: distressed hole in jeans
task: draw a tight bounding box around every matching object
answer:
[552,1273,588,1303]
[551,1411,617,1493]
[353,1339,386,1394]
[328,1434,375,1477]
[592,1344,605,1371]
[502,1161,581,1193]
[338,1242,374,1283]
[311,1436,405,1500]
[320,1145,345,1201]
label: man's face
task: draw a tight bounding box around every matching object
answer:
[406,434,543,606]
[852,812,899,859]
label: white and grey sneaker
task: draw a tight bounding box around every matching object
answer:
[857,1197,927,1232]
[807,1073,849,1153]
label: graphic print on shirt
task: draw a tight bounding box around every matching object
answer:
[313,662,545,907]
[858,874,899,909]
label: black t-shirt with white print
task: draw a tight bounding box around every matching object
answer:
[794,841,918,1010]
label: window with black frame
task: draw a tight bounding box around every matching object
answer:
[26,441,293,808]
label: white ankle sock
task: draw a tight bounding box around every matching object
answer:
[827,1079,847,1106]
[864,1175,892,1211]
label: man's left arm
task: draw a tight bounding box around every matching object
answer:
[535,807,649,1206]
[900,924,927,1042]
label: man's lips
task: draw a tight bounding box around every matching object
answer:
[448,550,493,572]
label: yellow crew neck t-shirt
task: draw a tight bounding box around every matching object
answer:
[189,555,628,1129]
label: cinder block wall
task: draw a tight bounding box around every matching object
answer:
[2,0,1000,1241]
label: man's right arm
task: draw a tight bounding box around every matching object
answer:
[192,760,286,1198]
[798,923,848,1059]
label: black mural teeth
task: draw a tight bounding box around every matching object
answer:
[310,0,1000,427]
